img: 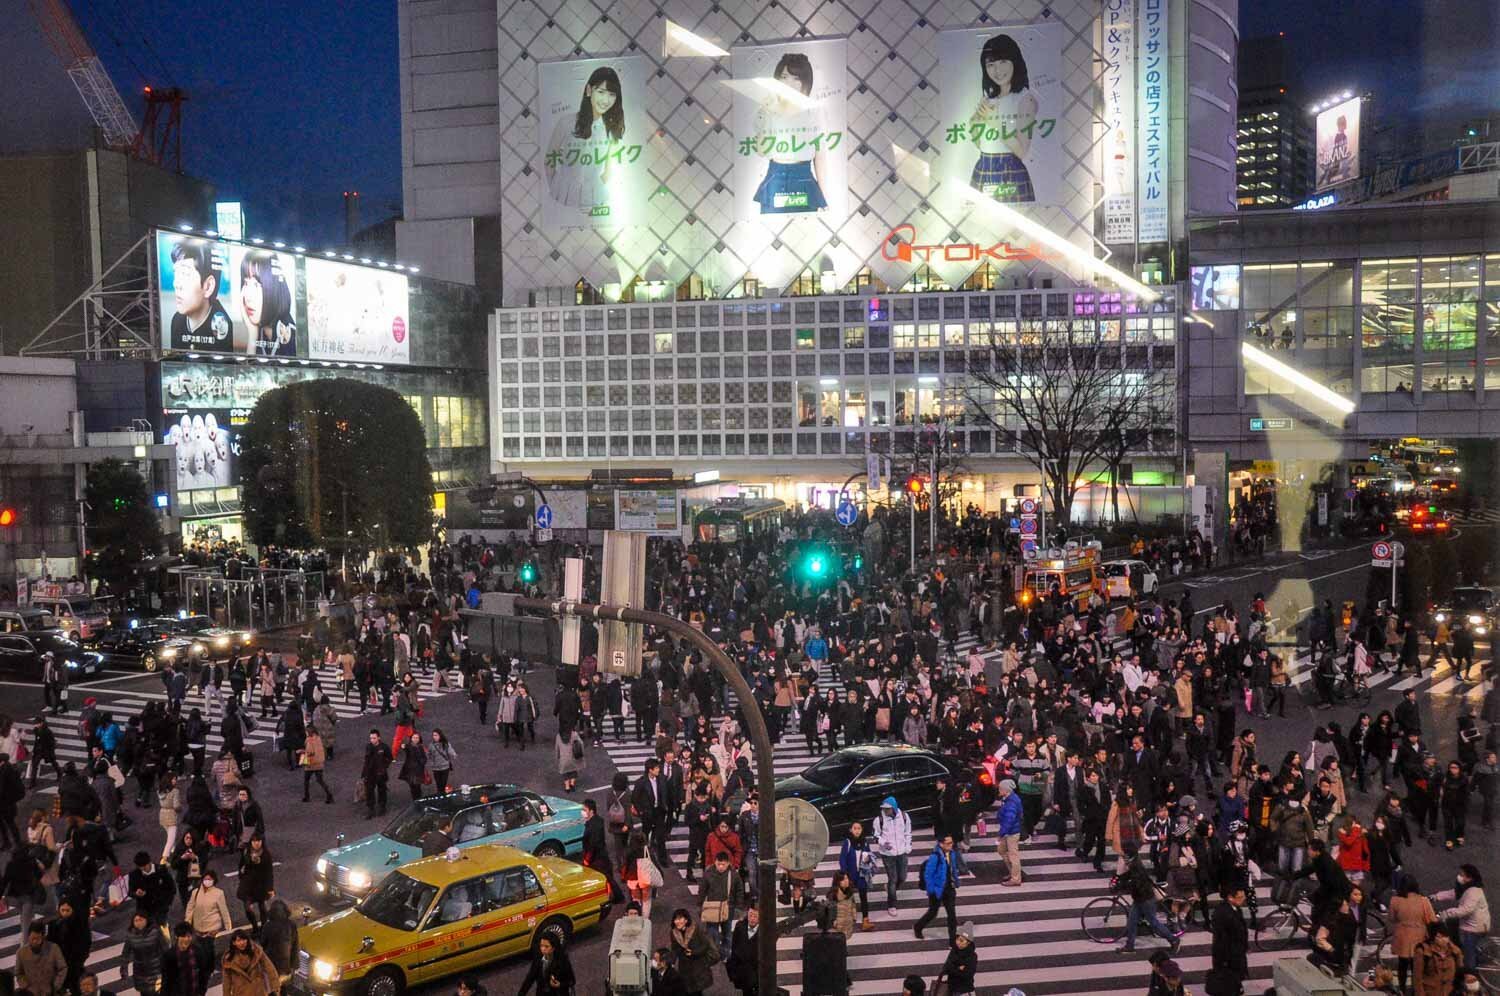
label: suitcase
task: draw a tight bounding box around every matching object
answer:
[801,931,850,996]
[607,916,651,994]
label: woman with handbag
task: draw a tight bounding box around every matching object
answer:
[301,728,334,804]
[555,726,583,794]
[934,922,978,996]
[838,822,877,932]
[623,830,659,919]
[669,908,719,996]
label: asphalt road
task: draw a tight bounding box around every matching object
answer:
[1,537,1494,996]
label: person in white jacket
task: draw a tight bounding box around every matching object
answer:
[1434,864,1492,970]
[872,796,913,917]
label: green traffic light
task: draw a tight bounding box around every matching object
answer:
[853,554,864,570]
[808,556,824,575]
[518,562,537,583]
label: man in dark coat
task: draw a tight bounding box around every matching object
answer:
[361,729,391,819]
[726,906,761,994]
[127,851,176,927]
[1205,885,1249,995]
[631,758,667,863]
[580,799,624,904]
[160,923,211,996]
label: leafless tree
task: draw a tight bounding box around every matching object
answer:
[965,321,1173,527]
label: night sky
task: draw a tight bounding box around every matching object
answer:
[31,0,1495,248]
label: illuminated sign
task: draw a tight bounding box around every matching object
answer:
[879,224,1062,265]
[1293,193,1339,212]
[1249,418,1294,431]
[1101,0,1136,243]
[1136,0,1169,242]
[1315,96,1361,192]
[214,202,245,241]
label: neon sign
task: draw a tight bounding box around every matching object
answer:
[880,224,1060,265]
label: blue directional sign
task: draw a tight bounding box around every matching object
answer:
[534,504,553,529]
[835,500,859,527]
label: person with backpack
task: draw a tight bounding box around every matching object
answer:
[872,796,913,917]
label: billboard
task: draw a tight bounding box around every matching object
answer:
[156,232,301,356]
[537,55,651,231]
[730,37,849,224]
[1101,0,1136,243]
[305,258,410,364]
[1190,265,1241,311]
[1135,0,1169,242]
[1315,96,1361,191]
[614,489,680,534]
[162,408,245,492]
[155,232,413,363]
[938,23,1065,207]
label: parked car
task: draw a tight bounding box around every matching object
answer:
[0,631,103,678]
[293,844,609,996]
[315,784,587,901]
[774,744,997,834]
[0,608,60,634]
[1103,559,1159,600]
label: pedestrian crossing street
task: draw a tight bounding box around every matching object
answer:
[594,633,1307,996]
[1283,645,1493,703]
[15,663,468,793]
[0,664,471,996]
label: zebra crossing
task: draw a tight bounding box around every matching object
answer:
[0,664,471,996]
[595,633,1303,996]
[1283,645,1493,702]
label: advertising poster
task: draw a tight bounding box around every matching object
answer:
[155,232,301,357]
[1190,265,1241,311]
[305,258,410,364]
[938,23,1064,207]
[730,37,849,224]
[1315,96,1361,191]
[1101,0,1136,243]
[537,55,651,231]
[1135,0,1170,242]
[162,408,245,493]
[614,490,680,534]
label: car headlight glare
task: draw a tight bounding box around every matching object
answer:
[162,647,176,659]
[313,959,341,982]
[1435,613,1447,623]
[1468,614,1483,625]
[316,858,328,875]
[348,870,371,890]
[192,643,206,655]
[215,636,230,648]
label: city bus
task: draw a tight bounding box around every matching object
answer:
[692,498,787,545]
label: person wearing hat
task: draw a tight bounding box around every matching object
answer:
[995,779,1024,886]
[936,922,978,995]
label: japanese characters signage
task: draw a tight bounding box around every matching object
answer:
[305,258,410,364]
[1315,97,1361,192]
[731,37,849,224]
[537,55,650,231]
[1135,0,1169,243]
[938,23,1065,208]
[614,489,681,535]
[1101,0,1136,244]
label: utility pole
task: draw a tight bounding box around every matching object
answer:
[928,451,936,556]
[511,596,779,996]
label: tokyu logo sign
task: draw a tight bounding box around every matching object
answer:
[880,224,1059,265]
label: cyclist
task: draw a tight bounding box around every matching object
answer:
[1115,845,1181,955]
[1291,838,1352,927]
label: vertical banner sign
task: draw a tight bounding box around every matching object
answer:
[1136,0,1169,243]
[866,452,881,493]
[1101,0,1136,243]
[731,37,849,225]
[537,55,651,231]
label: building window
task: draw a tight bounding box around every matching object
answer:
[1419,256,1481,393]
[1358,259,1417,395]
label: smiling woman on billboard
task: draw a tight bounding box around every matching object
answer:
[239,249,298,357]
[968,34,1039,203]
[750,53,829,215]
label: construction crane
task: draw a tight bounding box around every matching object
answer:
[28,0,186,172]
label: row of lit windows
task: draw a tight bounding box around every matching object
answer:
[403,394,486,450]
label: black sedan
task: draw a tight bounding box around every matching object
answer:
[87,622,199,672]
[0,631,103,678]
[153,614,255,658]
[774,744,997,834]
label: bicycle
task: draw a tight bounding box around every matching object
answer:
[1373,931,1500,993]
[1081,879,1187,945]
[1256,880,1387,956]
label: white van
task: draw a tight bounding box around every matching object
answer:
[27,594,115,641]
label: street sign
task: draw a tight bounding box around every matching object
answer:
[1020,538,1038,560]
[1019,518,1038,536]
[1019,498,1038,515]
[534,504,553,529]
[1249,417,1294,431]
[1371,540,1393,567]
[836,500,859,527]
[1008,517,1021,533]
[537,528,553,544]
[775,798,830,873]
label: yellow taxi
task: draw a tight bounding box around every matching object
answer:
[291,844,610,996]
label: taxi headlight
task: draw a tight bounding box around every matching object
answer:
[192,643,206,655]
[312,960,341,983]
[215,636,230,648]
[242,633,254,644]
[161,647,177,659]
[348,870,371,890]
[1435,612,1447,623]
[316,858,328,875]
[1468,614,1483,626]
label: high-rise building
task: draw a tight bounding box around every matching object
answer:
[1235,36,1312,209]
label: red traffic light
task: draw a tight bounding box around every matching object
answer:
[905,476,926,495]
[0,507,15,527]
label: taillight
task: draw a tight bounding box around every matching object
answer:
[977,770,994,786]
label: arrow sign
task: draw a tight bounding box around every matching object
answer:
[534,504,553,529]
[836,500,859,527]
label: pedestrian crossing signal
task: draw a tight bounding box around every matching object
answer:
[518,561,538,584]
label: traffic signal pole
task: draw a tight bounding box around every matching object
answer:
[512,595,780,996]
